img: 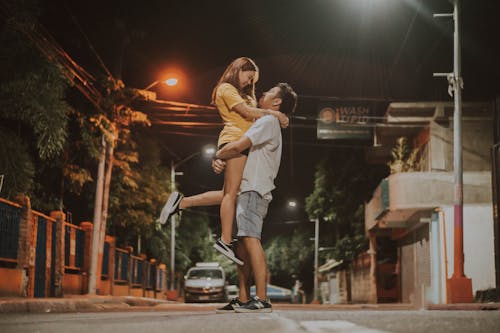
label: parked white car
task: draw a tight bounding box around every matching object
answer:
[184,262,226,303]
[250,284,293,303]
[225,284,239,300]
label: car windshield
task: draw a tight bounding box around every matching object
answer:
[187,269,222,279]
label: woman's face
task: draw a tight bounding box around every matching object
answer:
[238,70,257,89]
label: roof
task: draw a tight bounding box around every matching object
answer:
[318,259,344,273]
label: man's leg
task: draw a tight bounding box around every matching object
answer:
[242,237,267,300]
[235,240,251,302]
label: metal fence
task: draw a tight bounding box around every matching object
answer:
[64,223,85,271]
[131,255,143,286]
[0,200,21,261]
[0,197,169,298]
[101,241,110,279]
[114,248,129,283]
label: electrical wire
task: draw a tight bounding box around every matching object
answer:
[63,3,114,78]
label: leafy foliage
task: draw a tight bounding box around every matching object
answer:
[388,137,420,174]
[108,134,170,251]
[0,18,71,199]
[265,226,314,288]
[305,150,387,262]
[175,211,219,274]
[0,129,35,197]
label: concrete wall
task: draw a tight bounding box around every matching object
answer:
[0,268,23,296]
[441,205,496,297]
[112,284,129,297]
[430,118,493,172]
[400,224,430,305]
[350,254,372,303]
[0,198,170,299]
[388,172,491,209]
[62,273,84,295]
[130,287,143,298]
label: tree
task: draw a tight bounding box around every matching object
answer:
[305,150,387,262]
[108,133,169,254]
[0,9,71,200]
[265,226,314,290]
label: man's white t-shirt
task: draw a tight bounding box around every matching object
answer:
[240,115,282,200]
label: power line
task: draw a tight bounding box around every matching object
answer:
[63,3,114,78]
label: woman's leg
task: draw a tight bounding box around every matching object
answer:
[180,190,223,209]
[220,154,247,244]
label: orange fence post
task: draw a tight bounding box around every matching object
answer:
[50,211,66,297]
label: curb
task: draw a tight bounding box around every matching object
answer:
[427,303,500,311]
[0,296,176,314]
[2,298,499,313]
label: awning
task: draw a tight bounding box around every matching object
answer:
[318,259,343,273]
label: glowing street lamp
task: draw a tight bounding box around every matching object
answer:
[165,78,178,86]
[143,77,178,91]
[168,145,216,291]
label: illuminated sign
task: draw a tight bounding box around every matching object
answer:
[317,102,373,140]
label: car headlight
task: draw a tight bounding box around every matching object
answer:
[210,287,224,293]
[185,286,224,293]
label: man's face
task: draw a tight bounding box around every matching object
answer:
[258,86,281,109]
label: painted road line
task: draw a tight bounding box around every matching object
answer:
[300,320,389,333]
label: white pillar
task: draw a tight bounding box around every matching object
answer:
[430,212,442,304]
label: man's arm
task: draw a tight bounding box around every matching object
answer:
[216,136,252,160]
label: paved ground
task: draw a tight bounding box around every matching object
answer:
[1,307,500,333]
[1,295,500,313]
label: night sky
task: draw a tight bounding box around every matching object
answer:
[37,0,500,235]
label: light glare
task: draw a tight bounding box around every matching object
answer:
[165,78,178,86]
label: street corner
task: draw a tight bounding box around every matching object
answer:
[0,299,97,314]
[426,302,500,311]
[0,300,29,314]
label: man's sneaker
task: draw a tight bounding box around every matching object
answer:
[215,298,244,314]
[159,191,183,224]
[213,238,244,265]
[235,296,272,313]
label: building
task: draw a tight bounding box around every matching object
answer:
[365,101,495,305]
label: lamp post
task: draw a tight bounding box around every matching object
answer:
[168,145,215,290]
[88,76,180,295]
[433,0,472,303]
[312,218,320,304]
[143,78,178,91]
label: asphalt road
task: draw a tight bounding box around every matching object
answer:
[1,307,500,333]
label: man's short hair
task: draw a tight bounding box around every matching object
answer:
[276,83,297,115]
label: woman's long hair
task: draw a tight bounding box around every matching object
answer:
[211,57,259,105]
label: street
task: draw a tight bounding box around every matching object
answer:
[1,305,499,333]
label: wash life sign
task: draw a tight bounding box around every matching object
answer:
[317,101,373,140]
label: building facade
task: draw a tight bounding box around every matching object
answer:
[365,102,495,305]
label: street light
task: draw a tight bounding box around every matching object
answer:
[165,78,178,86]
[168,145,216,291]
[143,78,178,91]
[433,0,472,303]
[311,218,320,304]
[287,200,297,208]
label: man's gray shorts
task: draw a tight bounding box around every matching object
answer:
[236,191,269,240]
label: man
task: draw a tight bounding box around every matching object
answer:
[213,83,297,313]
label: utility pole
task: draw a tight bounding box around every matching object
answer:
[166,147,214,291]
[312,218,320,304]
[434,0,472,303]
[88,136,106,294]
[170,161,178,291]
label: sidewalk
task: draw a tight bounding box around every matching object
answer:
[0,295,177,314]
[1,296,499,313]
